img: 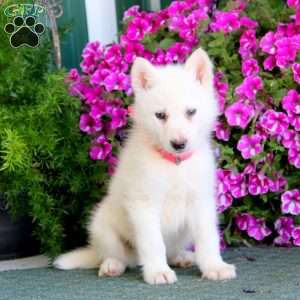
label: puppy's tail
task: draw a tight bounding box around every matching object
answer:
[53,247,99,270]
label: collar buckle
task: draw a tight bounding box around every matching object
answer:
[175,157,181,165]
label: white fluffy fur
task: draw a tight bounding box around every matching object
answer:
[54,48,236,284]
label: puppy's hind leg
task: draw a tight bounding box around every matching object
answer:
[95,234,127,277]
[91,222,136,278]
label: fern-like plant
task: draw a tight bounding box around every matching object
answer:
[0,1,106,256]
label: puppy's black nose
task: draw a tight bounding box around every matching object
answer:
[170,139,187,151]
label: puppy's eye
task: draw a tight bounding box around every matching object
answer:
[186,108,197,117]
[155,112,167,121]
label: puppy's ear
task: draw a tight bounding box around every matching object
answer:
[131,57,157,93]
[185,48,213,88]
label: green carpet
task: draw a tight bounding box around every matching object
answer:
[0,247,299,300]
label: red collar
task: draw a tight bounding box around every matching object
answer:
[156,147,194,165]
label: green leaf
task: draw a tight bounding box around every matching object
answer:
[208,36,225,48]
[273,89,287,107]
[146,41,159,52]
[0,129,31,172]
[158,38,176,50]
[261,195,269,203]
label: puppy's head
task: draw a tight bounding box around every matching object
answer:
[130,48,217,153]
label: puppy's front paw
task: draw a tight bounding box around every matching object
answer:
[144,267,177,284]
[98,258,126,277]
[202,262,236,281]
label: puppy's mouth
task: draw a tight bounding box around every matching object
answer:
[167,145,191,155]
[170,145,191,154]
[171,148,185,154]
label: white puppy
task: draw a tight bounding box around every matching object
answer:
[54,48,236,284]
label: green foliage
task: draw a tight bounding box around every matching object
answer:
[0,3,106,256]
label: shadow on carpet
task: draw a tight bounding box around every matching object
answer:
[0,247,299,300]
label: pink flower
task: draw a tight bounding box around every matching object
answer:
[124,43,145,64]
[90,100,109,120]
[274,217,294,245]
[276,23,298,38]
[167,1,190,17]
[240,16,258,29]
[241,58,260,76]
[89,135,112,161]
[103,72,130,93]
[269,173,287,192]
[170,10,207,42]
[292,63,300,83]
[248,173,270,195]
[216,193,233,213]
[81,42,104,74]
[282,89,300,115]
[104,44,125,69]
[255,123,269,141]
[275,37,298,68]
[66,68,80,82]
[90,68,110,86]
[169,15,185,31]
[214,121,230,141]
[225,102,255,129]
[288,113,300,131]
[287,0,300,9]
[79,114,102,134]
[217,170,248,199]
[239,29,257,58]
[273,235,292,246]
[82,86,103,105]
[247,217,272,241]
[236,214,271,241]
[125,17,152,42]
[210,11,240,33]
[259,109,289,135]
[288,144,300,168]
[243,162,256,175]
[281,189,300,215]
[235,76,263,100]
[110,107,128,130]
[148,11,168,33]
[123,5,140,20]
[263,55,276,71]
[292,227,300,246]
[164,43,192,63]
[216,169,231,194]
[260,32,276,54]
[236,213,251,231]
[169,15,185,32]
[228,172,248,198]
[291,9,300,26]
[281,129,297,149]
[214,72,228,113]
[237,134,263,159]
[214,72,228,97]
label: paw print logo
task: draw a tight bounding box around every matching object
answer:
[4,16,45,48]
